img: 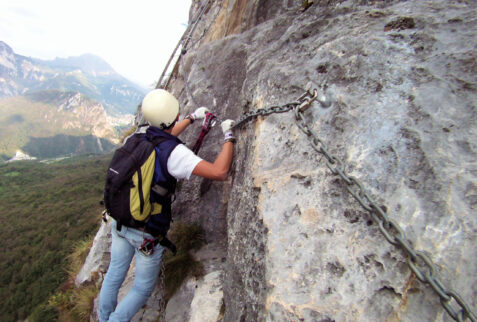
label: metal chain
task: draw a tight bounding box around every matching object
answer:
[292,91,476,322]
[232,90,318,129]
[185,0,222,52]
[182,0,212,51]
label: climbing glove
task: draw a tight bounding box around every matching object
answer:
[192,107,210,120]
[221,119,236,143]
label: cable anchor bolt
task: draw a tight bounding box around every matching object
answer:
[317,88,331,108]
[299,89,318,113]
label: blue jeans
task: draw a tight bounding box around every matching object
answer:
[99,219,164,322]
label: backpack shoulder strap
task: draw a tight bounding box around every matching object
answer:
[148,136,169,147]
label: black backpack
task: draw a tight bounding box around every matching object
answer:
[103,130,181,254]
[103,133,161,230]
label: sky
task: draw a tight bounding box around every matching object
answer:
[0,0,192,89]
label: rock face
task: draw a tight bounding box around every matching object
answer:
[166,0,477,321]
[75,220,112,287]
[81,0,476,321]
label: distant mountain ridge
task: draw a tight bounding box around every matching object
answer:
[0,41,146,115]
[0,90,121,160]
[40,53,116,76]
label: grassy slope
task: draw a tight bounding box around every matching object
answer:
[0,96,94,158]
[0,154,111,321]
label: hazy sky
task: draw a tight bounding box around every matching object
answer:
[0,0,192,89]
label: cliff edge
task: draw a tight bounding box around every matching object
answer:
[79,0,477,321]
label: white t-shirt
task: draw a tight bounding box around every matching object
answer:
[167,144,203,180]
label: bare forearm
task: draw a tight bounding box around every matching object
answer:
[213,142,234,174]
[171,119,192,136]
[192,142,234,180]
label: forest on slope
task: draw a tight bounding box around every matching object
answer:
[0,154,110,321]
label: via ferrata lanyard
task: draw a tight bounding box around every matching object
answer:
[192,112,217,154]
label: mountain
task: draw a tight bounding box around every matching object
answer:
[0,41,142,160]
[0,90,121,160]
[0,41,146,115]
[43,53,116,76]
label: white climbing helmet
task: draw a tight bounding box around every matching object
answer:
[141,89,179,129]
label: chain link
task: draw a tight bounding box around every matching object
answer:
[232,102,300,129]
[290,91,476,322]
[232,89,318,129]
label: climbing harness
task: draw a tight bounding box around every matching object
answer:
[232,89,476,322]
[139,238,156,256]
[139,234,177,257]
[192,112,217,154]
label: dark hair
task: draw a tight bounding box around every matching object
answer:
[158,121,176,130]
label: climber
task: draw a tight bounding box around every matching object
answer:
[98,89,236,322]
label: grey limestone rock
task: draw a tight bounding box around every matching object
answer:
[83,0,477,320]
[75,220,111,287]
[167,0,477,321]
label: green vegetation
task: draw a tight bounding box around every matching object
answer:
[164,222,205,301]
[23,134,116,159]
[4,171,20,177]
[49,281,99,321]
[49,221,206,320]
[48,233,99,321]
[0,154,111,321]
[0,150,206,320]
[301,0,313,11]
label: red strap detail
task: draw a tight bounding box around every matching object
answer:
[192,113,216,154]
[139,238,155,255]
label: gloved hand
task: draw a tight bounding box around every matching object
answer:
[192,107,210,120]
[221,119,236,143]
